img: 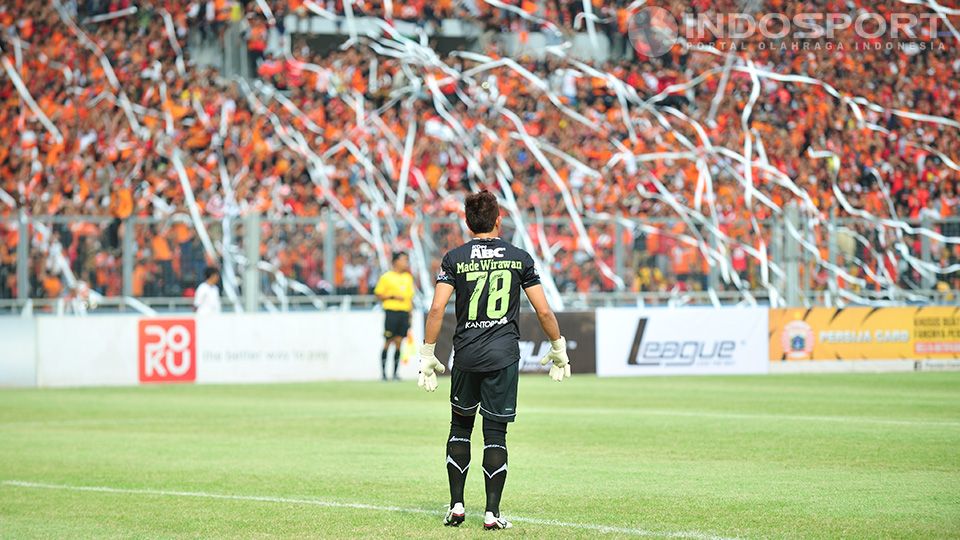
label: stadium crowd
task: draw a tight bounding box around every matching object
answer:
[0,0,958,303]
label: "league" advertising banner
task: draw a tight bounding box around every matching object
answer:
[596,307,769,376]
[770,306,960,361]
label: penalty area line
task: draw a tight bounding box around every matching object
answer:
[524,407,960,429]
[1,480,737,540]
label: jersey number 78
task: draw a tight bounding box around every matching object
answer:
[466,270,512,320]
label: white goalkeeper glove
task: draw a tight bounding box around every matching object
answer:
[417,343,446,392]
[539,336,571,382]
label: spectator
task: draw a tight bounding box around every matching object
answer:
[107,181,133,252]
[151,227,177,296]
[0,0,956,303]
[194,266,222,314]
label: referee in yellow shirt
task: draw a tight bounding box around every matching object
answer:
[374,252,415,381]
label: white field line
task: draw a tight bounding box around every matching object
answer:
[1,480,739,540]
[523,407,960,429]
[0,410,416,429]
[1,408,957,430]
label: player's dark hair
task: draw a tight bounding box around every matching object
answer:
[392,252,407,263]
[204,267,220,280]
[464,190,499,234]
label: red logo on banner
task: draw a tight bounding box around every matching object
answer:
[138,319,197,383]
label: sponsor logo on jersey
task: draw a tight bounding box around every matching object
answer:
[627,317,737,366]
[470,245,506,259]
[465,317,508,329]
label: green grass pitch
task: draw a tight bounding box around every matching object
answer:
[1,373,958,538]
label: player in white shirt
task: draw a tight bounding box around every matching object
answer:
[194,267,222,314]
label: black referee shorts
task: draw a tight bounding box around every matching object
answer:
[449,362,519,423]
[383,309,410,339]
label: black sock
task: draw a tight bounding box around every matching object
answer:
[482,418,508,516]
[393,349,401,378]
[447,411,475,507]
[380,347,388,378]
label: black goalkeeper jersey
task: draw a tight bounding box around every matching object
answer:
[436,237,541,372]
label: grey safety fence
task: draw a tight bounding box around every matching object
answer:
[1,211,958,315]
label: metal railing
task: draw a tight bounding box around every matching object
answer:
[1,210,958,315]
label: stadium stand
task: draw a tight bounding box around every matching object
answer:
[0,0,957,307]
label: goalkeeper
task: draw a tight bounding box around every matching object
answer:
[417,190,570,530]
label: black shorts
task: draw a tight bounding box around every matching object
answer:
[449,362,519,423]
[384,310,410,339]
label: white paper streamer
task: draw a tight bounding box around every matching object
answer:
[84,6,137,24]
[1,56,63,143]
[10,0,957,313]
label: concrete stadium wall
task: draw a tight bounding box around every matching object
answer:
[0,318,37,387]
[769,359,960,373]
[36,315,140,387]
[769,360,917,374]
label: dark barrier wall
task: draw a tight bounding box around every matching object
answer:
[433,312,597,375]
